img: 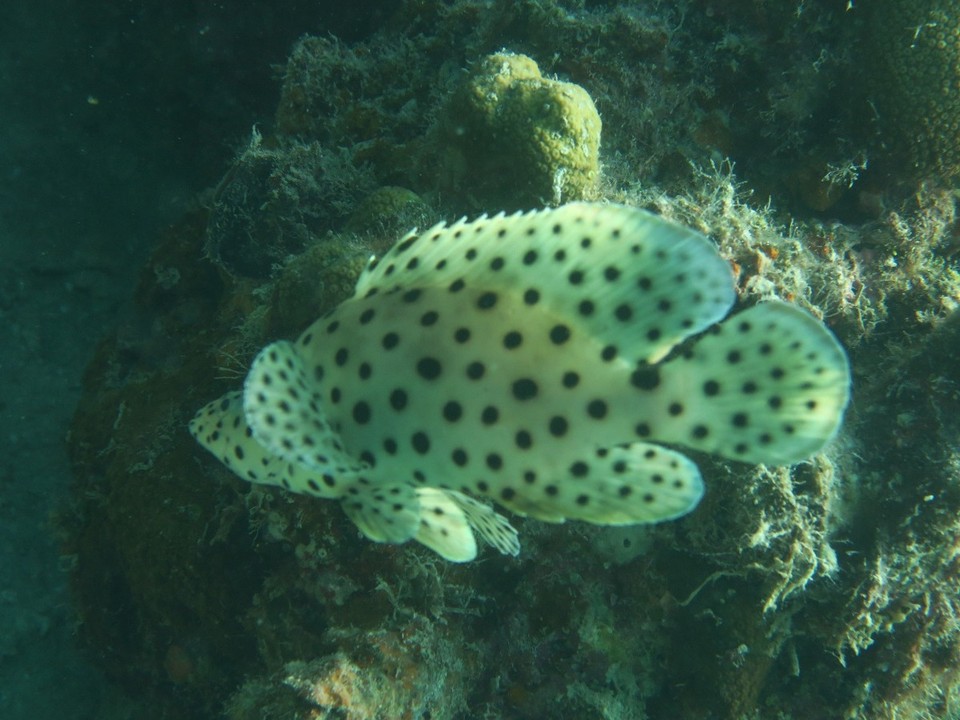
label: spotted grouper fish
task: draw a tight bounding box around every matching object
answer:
[190,202,850,561]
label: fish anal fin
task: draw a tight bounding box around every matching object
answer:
[495,443,703,525]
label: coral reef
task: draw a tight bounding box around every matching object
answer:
[343,186,435,245]
[226,618,475,720]
[865,0,960,180]
[438,51,602,209]
[63,2,960,719]
[205,131,375,279]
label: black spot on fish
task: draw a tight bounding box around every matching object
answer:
[352,401,371,424]
[411,431,430,454]
[466,362,485,380]
[512,378,538,401]
[586,400,608,419]
[417,357,442,380]
[550,324,571,345]
[549,416,568,437]
[631,365,661,390]
[481,406,499,425]
[477,292,498,309]
[443,401,463,422]
[503,331,523,349]
[390,389,408,411]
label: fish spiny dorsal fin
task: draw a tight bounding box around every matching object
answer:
[412,488,478,562]
[340,482,421,544]
[189,391,346,498]
[354,203,736,363]
[493,442,703,525]
[243,340,366,497]
[649,301,851,465]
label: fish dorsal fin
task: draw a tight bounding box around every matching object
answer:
[340,482,421,544]
[354,202,736,363]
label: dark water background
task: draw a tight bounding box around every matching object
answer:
[0,3,393,716]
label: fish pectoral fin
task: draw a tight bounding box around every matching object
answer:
[444,490,520,557]
[412,489,520,561]
[412,488,478,562]
[500,443,704,525]
[341,483,421,545]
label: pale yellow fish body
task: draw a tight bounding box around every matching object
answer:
[190,202,850,561]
